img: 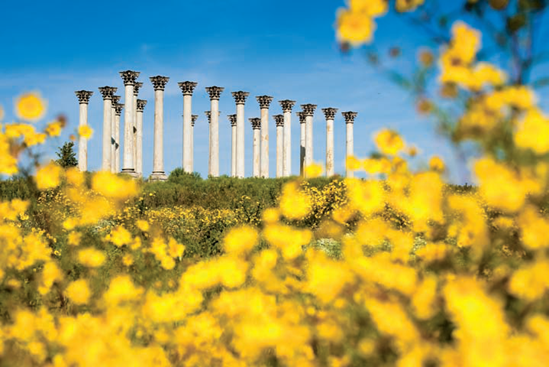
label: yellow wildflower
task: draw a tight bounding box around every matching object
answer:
[108,226,132,247]
[304,162,323,178]
[92,171,138,200]
[78,248,106,268]
[38,262,63,295]
[67,231,81,246]
[346,155,362,172]
[66,279,91,305]
[336,9,376,46]
[514,108,549,155]
[429,156,445,171]
[349,0,388,17]
[279,181,311,220]
[45,120,63,137]
[136,219,150,232]
[396,0,425,12]
[36,161,62,190]
[374,129,405,155]
[224,225,259,255]
[78,125,93,139]
[14,92,47,122]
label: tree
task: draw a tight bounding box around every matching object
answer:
[55,142,78,168]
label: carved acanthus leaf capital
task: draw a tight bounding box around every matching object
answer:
[322,107,338,120]
[232,91,250,105]
[256,95,273,109]
[136,99,147,112]
[296,111,306,124]
[119,70,140,86]
[111,95,121,105]
[301,104,317,116]
[178,81,198,95]
[342,111,358,124]
[191,114,198,127]
[249,117,261,130]
[206,86,224,100]
[205,111,221,123]
[228,114,237,127]
[273,114,284,127]
[133,82,143,96]
[114,103,124,116]
[98,86,117,100]
[75,90,93,104]
[279,99,296,113]
[150,76,170,91]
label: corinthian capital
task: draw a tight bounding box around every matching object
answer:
[342,111,358,124]
[279,100,296,113]
[114,103,124,116]
[206,86,224,100]
[273,114,284,127]
[232,91,250,105]
[119,70,140,86]
[301,104,317,116]
[75,90,93,104]
[249,118,261,130]
[111,95,121,106]
[228,114,237,127]
[136,99,147,112]
[179,81,198,96]
[256,95,273,109]
[192,114,198,127]
[150,76,170,91]
[296,111,306,124]
[205,111,221,123]
[133,82,143,96]
[322,107,338,120]
[98,86,117,100]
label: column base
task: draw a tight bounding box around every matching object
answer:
[149,171,168,181]
[121,168,139,178]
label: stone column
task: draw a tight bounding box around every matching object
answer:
[110,95,121,173]
[114,103,124,173]
[178,81,198,173]
[274,114,284,178]
[136,99,147,177]
[191,114,198,172]
[256,96,273,178]
[98,86,117,171]
[206,86,224,177]
[342,111,357,178]
[301,104,317,176]
[322,108,338,177]
[120,70,140,176]
[149,76,169,181]
[133,82,142,172]
[228,114,237,177]
[297,111,306,176]
[279,100,295,176]
[232,91,249,178]
[249,118,261,177]
[75,90,93,172]
[205,110,221,177]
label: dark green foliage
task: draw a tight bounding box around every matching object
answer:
[55,142,78,168]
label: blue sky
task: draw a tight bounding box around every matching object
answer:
[1,0,548,183]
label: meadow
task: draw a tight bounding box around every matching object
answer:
[2,0,549,366]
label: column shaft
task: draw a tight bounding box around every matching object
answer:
[115,113,121,172]
[152,89,165,175]
[111,107,116,173]
[210,100,220,177]
[305,115,313,171]
[283,111,291,176]
[122,84,135,174]
[276,124,283,178]
[78,103,88,171]
[133,94,138,172]
[183,95,192,172]
[326,118,335,176]
[102,99,112,171]
[136,110,144,176]
[260,107,269,177]
[236,104,245,178]
[346,123,354,178]
[253,128,260,177]
[231,125,237,177]
[300,120,306,176]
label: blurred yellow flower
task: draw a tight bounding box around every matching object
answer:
[45,120,63,137]
[66,279,91,305]
[78,125,93,139]
[349,0,387,17]
[396,0,425,12]
[304,163,323,178]
[224,225,259,255]
[108,226,132,247]
[35,162,62,190]
[136,219,150,232]
[429,156,445,171]
[78,248,106,268]
[336,9,375,46]
[374,129,405,155]
[15,92,46,122]
[514,108,549,155]
[279,181,312,220]
[346,156,362,171]
[92,171,138,200]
